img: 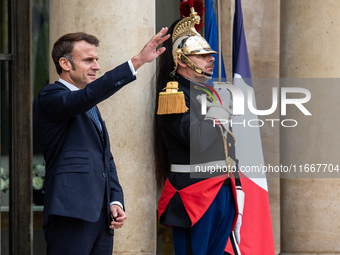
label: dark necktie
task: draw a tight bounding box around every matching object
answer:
[88,106,102,134]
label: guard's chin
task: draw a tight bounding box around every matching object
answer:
[203,68,214,77]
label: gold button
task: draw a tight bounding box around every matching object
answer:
[229,143,232,147]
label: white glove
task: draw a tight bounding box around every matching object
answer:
[236,189,245,215]
[196,95,232,131]
[234,189,245,244]
[216,86,233,111]
[234,214,242,244]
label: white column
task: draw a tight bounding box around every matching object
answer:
[280,0,340,254]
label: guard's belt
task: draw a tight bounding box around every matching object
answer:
[171,159,235,173]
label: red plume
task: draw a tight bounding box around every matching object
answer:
[179,0,206,32]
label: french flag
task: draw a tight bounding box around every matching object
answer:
[206,0,276,254]
[228,0,275,254]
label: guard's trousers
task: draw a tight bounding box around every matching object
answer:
[172,184,236,255]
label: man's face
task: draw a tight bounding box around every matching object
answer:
[181,54,215,81]
[66,40,100,89]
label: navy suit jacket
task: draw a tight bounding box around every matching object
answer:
[36,62,136,229]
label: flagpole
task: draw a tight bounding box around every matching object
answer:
[217,0,222,82]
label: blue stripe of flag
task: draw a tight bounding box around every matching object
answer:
[233,0,252,85]
[205,0,226,79]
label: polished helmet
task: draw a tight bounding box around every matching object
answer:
[170,6,217,77]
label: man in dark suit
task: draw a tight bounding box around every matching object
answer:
[36,29,169,255]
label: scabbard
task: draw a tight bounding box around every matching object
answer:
[230,231,241,255]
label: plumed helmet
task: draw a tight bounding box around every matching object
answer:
[170,0,217,77]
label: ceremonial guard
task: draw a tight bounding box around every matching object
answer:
[154,1,245,254]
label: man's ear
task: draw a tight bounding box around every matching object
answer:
[59,57,71,72]
[177,57,187,68]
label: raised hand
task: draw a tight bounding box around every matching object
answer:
[131,27,170,71]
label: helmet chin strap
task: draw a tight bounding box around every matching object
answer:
[179,52,212,77]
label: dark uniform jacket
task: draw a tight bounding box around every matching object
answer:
[157,75,241,228]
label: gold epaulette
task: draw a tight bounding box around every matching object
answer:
[156,81,188,115]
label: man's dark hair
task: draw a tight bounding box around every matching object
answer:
[52,32,99,75]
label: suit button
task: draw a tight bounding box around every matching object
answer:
[102,172,106,178]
